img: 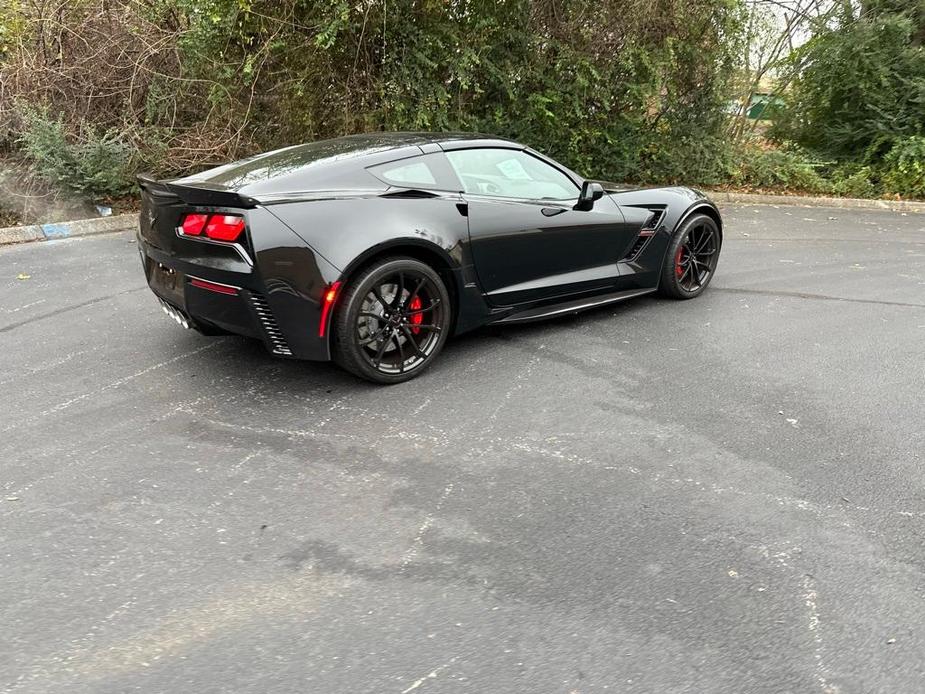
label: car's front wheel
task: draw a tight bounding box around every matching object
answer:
[332,257,451,384]
[658,213,722,299]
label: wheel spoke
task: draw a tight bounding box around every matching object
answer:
[406,277,426,306]
[373,330,395,368]
[358,326,388,347]
[697,229,716,253]
[692,228,711,253]
[401,325,428,358]
[690,261,702,287]
[398,343,406,373]
[393,272,405,308]
[411,324,441,332]
[687,227,699,252]
[693,258,712,281]
[371,285,388,309]
[358,311,385,320]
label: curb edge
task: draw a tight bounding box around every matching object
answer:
[0,213,138,247]
[709,191,925,213]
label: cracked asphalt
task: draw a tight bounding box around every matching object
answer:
[1,205,924,693]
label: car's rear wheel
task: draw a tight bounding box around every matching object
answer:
[658,213,721,299]
[332,257,451,384]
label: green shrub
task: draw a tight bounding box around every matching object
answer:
[882,137,925,199]
[730,146,829,194]
[829,164,880,199]
[771,3,925,160]
[3,0,748,189]
[0,2,25,59]
[17,111,135,199]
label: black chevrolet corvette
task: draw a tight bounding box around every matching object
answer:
[137,132,722,383]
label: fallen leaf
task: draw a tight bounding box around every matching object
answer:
[16,273,31,280]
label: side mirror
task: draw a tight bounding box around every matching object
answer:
[575,181,605,211]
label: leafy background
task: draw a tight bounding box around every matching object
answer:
[0,0,923,223]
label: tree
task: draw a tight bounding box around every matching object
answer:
[772,0,925,159]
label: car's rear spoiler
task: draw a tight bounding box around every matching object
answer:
[137,174,259,209]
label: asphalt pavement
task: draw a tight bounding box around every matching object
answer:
[1,205,924,693]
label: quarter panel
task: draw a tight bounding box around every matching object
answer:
[265,195,471,274]
[265,194,493,340]
[248,207,342,360]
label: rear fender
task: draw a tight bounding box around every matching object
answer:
[248,208,342,360]
[266,194,490,337]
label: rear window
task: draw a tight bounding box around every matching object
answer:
[368,153,457,191]
[181,138,397,189]
[372,159,437,187]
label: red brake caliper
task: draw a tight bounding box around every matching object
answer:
[674,246,685,278]
[409,296,423,334]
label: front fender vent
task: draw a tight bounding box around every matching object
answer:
[621,208,666,262]
[248,293,292,356]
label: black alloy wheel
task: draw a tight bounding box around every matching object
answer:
[659,213,721,299]
[332,257,452,383]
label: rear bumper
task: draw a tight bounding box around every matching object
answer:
[138,235,333,361]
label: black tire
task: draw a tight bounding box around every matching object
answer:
[658,213,722,299]
[332,257,452,384]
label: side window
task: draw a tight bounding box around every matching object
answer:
[445,148,578,200]
[368,153,455,190]
[373,160,436,187]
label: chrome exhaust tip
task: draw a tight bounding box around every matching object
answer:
[157,298,191,329]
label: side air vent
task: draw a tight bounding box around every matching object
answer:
[621,208,667,262]
[248,293,293,356]
[642,209,666,231]
[622,235,651,261]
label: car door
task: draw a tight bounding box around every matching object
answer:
[443,146,638,306]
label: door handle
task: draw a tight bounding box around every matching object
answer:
[541,207,566,217]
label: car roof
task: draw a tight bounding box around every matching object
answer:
[334,131,519,150]
[174,132,525,195]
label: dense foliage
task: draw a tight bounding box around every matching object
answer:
[770,0,925,197]
[0,0,744,201]
[0,0,923,213]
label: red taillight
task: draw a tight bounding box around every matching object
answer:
[204,215,246,242]
[181,213,208,236]
[318,281,342,338]
[179,213,245,242]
